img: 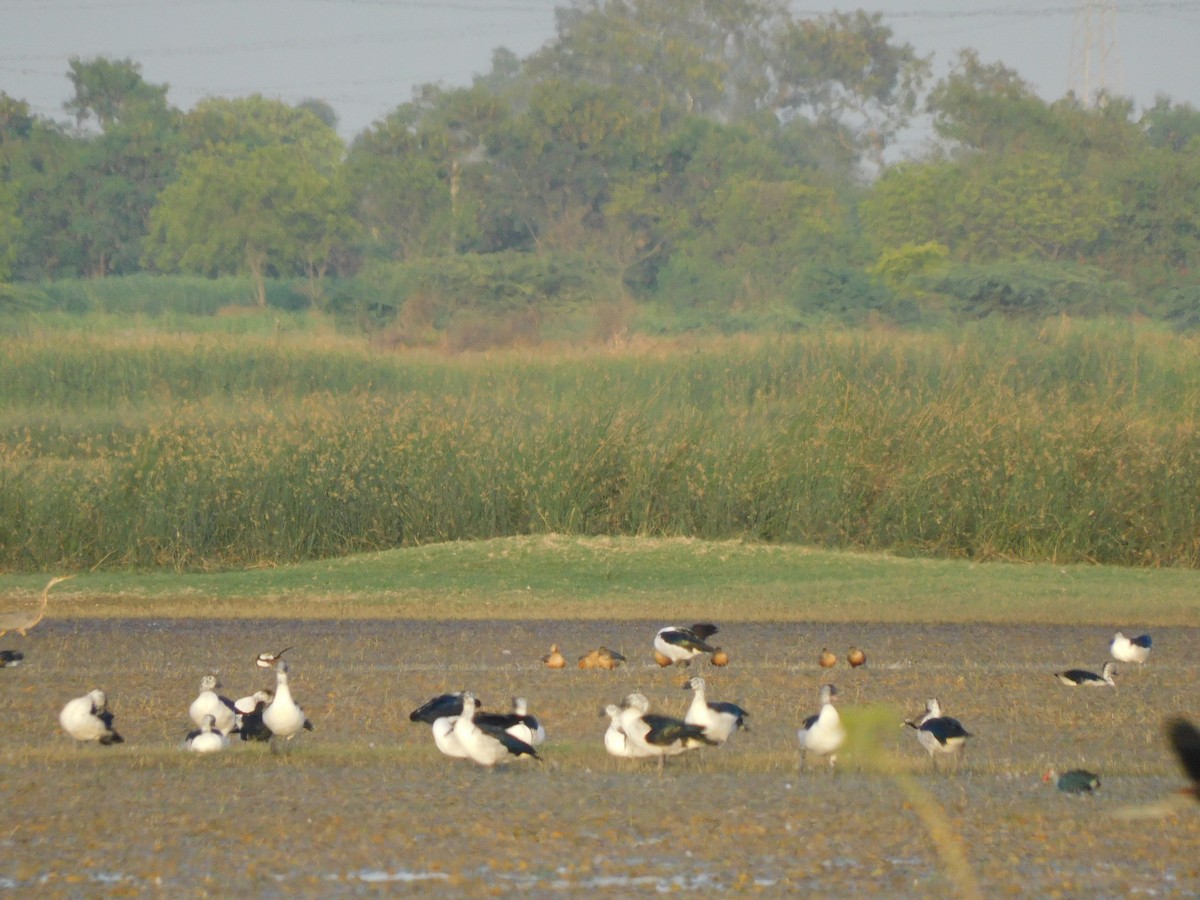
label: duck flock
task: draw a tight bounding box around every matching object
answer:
[56,650,312,754]
[28,616,1199,797]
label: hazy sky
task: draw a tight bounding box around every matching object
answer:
[3,0,1198,154]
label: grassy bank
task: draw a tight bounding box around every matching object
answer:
[1,535,1197,624]
[2,318,1200,571]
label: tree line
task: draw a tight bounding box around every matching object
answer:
[3,0,1200,331]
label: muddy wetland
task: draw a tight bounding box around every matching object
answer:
[1,617,1198,897]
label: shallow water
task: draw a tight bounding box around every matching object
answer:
[1,618,1198,895]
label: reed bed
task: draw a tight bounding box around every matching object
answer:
[2,318,1199,571]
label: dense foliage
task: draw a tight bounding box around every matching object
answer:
[3,2,1200,333]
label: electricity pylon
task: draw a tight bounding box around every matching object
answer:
[1069,0,1122,107]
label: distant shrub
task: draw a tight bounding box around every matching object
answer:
[922,260,1135,318]
[335,252,617,330]
[1152,282,1200,329]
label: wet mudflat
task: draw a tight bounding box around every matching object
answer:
[1,618,1198,896]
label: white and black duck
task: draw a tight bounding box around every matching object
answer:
[451,691,540,766]
[234,690,274,743]
[411,692,544,748]
[906,698,972,759]
[683,675,748,744]
[184,714,230,753]
[602,703,654,759]
[616,692,716,768]
[1110,632,1151,665]
[1054,662,1117,687]
[653,623,720,666]
[59,689,123,745]
[797,684,846,767]
[255,646,293,668]
[189,675,238,736]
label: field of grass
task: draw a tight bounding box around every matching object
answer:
[2,535,1198,624]
[3,315,1200,573]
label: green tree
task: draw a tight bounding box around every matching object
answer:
[147,143,354,306]
[485,79,657,252]
[64,57,171,129]
[863,151,1115,262]
[529,1,928,170]
[529,0,783,119]
[928,49,1139,169]
[1141,97,1200,151]
[345,85,505,259]
[860,160,966,254]
[297,97,339,132]
[767,10,930,170]
[608,117,787,292]
[2,63,184,279]
[0,181,21,281]
[655,175,856,310]
[1104,141,1200,279]
[182,95,344,165]
[147,98,352,305]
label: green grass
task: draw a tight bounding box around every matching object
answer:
[3,535,1197,624]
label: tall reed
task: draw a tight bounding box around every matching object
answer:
[2,318,1198,571]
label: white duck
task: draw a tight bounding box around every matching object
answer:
[797,684,846,767]
[189,675,238,736]
[262,660,313,745]
[602,703,655,759]
[59,689,123,745]
[184,714,229,753]
[431,715,471,759]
